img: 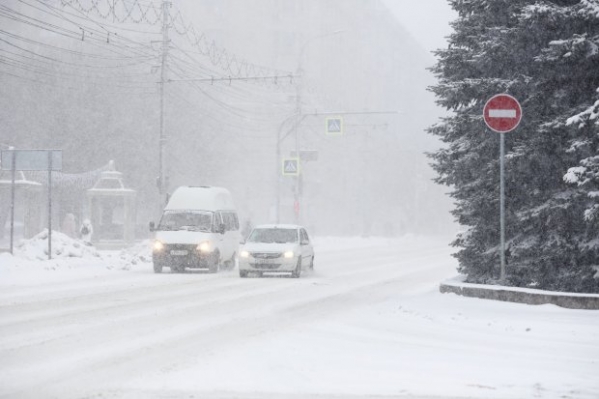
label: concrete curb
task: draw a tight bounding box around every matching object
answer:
[440,276,599,310]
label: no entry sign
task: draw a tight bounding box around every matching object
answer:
[483,94,522,133]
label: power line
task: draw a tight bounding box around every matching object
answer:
[14,0,163,61]
[0,29,154,62]
[1,0,297,197]
[164,89,277,137]
[37,0,162,35]
[167,45,294,111]
[0,52,154,85]
[168,74,296,84]
[0,3,162,94]
[2,2,156,60]
[59,0,292,82]
[0,64,158,94]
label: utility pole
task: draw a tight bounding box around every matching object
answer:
[275,114,302,224]
[158,0,170,201]
[293,72,302,224]
[292,30,345,224]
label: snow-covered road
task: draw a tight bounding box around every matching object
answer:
[0,236,597,399]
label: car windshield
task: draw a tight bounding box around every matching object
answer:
[157,210,212,232]
[248,228,298,244]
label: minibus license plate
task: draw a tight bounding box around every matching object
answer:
[170,250,188,256]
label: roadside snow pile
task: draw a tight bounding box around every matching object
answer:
[108,240,152,270]
[14,229,100,260]
[0,235,153,285]
[2,230,152,272]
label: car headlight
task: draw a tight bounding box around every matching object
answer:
[197,241,213,253]
[284,250,294,258]
[153,240,164,252]
[240,250,250,258]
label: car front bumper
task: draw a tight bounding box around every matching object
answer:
[238,255,298,273]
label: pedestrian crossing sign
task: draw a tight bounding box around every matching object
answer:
[283,158,299,176]
[282,158,300,176]
[326,116,343,135]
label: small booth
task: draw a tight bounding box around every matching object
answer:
[0,171,43,247]
[87,162,136,249]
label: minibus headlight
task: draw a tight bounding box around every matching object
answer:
[197,241,213,253]
[240,250,250,258]
[153,240,165,252]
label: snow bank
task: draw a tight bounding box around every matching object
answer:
[0,232,153,286]
[441,275,599,309]
[14,229,100,260]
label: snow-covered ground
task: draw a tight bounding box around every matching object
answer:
[0,233,597,399]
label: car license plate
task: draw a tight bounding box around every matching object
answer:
[170,250,188,256]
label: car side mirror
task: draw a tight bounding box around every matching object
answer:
[301,240,309,246]
[149,221,155,232]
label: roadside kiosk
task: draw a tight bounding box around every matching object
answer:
[87,161,136,249]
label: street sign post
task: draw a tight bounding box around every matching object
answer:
[483,94,522,282]
[1,150,62,259]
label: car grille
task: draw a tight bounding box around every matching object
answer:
[165,244,196,251]
[156,244,198,259]
[251,252,282,259]
[250,262,281,270]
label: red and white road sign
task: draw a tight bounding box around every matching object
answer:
[483,94,522,133]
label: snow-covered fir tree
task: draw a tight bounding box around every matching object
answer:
[428,0,599,292]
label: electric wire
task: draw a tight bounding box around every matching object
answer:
[1,3,157,61]
[1,0,297,141]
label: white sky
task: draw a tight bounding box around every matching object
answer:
[382,0,457,54]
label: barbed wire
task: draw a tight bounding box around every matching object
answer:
[174,26,290,80]
[59,0,292,81]
[61,0,162,25]
[0,1,162,95]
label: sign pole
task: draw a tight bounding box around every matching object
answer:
[499,134,506,281]
[483,93,522,283]
[48,151,52,260]
[9,151,16,255]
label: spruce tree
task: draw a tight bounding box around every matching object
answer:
[428,0,599,293]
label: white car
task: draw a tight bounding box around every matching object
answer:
[238,224,314,278]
